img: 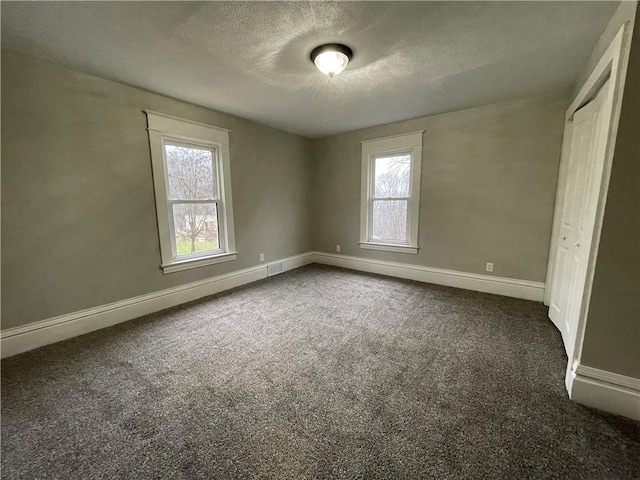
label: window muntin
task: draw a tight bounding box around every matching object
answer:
[360,131,423,254]
[145,110,236,273]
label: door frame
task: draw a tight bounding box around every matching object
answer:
[543,22,634,395]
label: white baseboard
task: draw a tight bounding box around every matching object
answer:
[1,251,543,359]
[311,251,545,301]
[1,252,314,359]
[6,249,636,421]
[569,364,640,420]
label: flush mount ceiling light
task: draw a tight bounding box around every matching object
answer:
[310,43,353,78]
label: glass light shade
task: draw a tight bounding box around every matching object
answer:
[314,50,350,77]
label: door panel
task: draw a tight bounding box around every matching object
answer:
[565,79,614,365]
[548,107,589,329]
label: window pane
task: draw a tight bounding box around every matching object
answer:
[372,200,407,242]
[374,154,411,198]
[165,144,215,200]
[172,203,220,256]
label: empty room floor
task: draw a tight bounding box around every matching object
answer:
[2,265,639,479]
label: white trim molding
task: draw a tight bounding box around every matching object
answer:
[0,251,549,359]
[569,364,640,420]
[360,131,424,254]
[161,251,238,274]
[312,252,544,301]
[144,110,237,274]
[358,242,418,255]
[1,253,314,359]
[6,245,637,421]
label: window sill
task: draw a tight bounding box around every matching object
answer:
[161,252,238,274]
[359,242,419,254]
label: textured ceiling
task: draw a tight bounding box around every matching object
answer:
[1,1,618,138]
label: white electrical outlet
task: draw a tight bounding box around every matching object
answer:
[259,253,264,262]
[486,262,494,273]
[336,245,341,253]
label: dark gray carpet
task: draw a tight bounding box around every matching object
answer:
[2,264,639,479]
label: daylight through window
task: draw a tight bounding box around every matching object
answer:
[165,143,221,257]
[371,153,411,243]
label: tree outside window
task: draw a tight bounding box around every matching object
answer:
[165,144,220,256]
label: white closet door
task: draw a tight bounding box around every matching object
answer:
[548,78,613,362]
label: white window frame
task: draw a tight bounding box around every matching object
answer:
[144,110,237,274]
[360,131,424,254]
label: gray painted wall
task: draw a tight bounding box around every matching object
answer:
[581,6,639,379]
[1,49,313,330]
[311,95,567,282]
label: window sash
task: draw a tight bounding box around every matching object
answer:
[169,200,224,260]
[367,152,413,245]
[368,198,409,244]
[372,152,412,198]
[162,140,225,261]
[163,140,219,202]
